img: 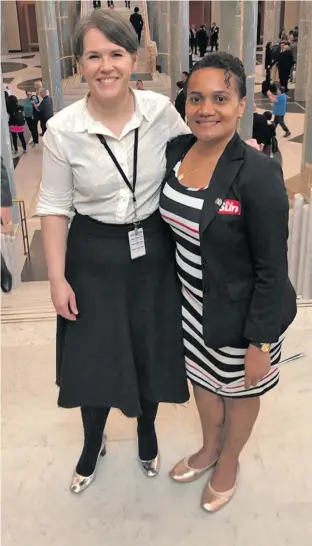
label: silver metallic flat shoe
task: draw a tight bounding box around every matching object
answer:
[70,439,106,494]
[139,453,160,477]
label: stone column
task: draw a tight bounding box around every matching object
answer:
[240,0,258,140]
[170,0,190,100]
[55,1,75,79]
[1,5,8,55]
[220,1,258,140]
[295,2,312,103]
[35,0,63,112]
[301,5,312,174]
[262,1,281,72]
[211,0,221,28]
[158,1,171,75]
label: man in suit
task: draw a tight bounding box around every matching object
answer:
[130,7,144,45]
[197,26,208,58]
[38,89,53,135]
[252,104,268,147]
[174,81,186,121]
[210,22,219,51]
[189,25,197,55]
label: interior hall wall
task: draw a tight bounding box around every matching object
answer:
[190,1,211,29]
[2,1,21,51]
[284,0,300,31]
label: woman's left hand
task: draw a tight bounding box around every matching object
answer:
[244,344,271,389]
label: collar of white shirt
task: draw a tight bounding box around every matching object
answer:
[70,89,153,139]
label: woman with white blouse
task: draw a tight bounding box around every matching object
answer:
[37,9,190,494]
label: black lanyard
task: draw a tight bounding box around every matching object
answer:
[97,128,139,222]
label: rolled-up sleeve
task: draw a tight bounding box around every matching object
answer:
[36,123,74,218]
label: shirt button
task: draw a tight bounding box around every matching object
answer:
[202,259,207,267]
[203,285,210,294]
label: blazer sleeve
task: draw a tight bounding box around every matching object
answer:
[241,159,290,343]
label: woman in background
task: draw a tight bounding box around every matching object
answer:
[6,95,27,155]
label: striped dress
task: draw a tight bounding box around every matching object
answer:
[160,162,284,398]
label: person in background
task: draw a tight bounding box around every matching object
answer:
[271,41,280,82]
[38,88,54,135]
[267,85,291,137]
[24,90,39,147]
[264,41,272,71]
[277,42,293,91]
[210,22,219,52]
[93,1,101,7]
[160,52,296,513]
[107,1,114,7]
[130,6,144,45]
[125,1,130,8]
[190,25,198,55]
[252,103,268,147]
[136,79,144,90]
[174,81,186,121]
[290,38,297,83]
[181,71,189,85]
[197,25,208,58]
[6,95,27,156]
[293,26,299,40]
[263,110,282,166]
[279,28,287,40]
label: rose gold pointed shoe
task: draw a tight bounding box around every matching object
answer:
[169,456,218,483]
[201,465,239,512]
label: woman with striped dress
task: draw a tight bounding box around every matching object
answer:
[160,52,297,512]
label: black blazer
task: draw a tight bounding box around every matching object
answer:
[174,90,186,121]
[163,133,297,349]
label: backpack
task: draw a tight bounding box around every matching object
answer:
[11,106,25,127]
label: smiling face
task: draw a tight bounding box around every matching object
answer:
[186,67,246,144]
[79,28,137,102]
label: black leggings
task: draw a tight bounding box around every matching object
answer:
[11,131,26,152]
[77,399,158,475]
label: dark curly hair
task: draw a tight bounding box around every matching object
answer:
[186,52,247,99]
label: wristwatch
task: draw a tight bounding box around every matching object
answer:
[251,342,271,353]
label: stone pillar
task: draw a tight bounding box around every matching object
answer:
[295,2,312,103]
[262,1,281,72]
[220,1,258,140]
[170,0,190,100]
[211,0,221,28]
[240,0,258,140]
[301,4,312,174]
[1,4,8,55]
[158,1,171,75]
[55,1,74,79]
[35,0,64,112]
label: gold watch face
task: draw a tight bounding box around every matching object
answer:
[261,343,271,353]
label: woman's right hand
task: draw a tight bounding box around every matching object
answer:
[50,278,78,321]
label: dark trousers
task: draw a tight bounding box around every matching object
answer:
[274,115,290,134]
[26,117,39,144]
[199,44,207,57]
[279,76,289,92]
[41,119,48,136]
[190,40,197,54]
[211,37,219,51]
[136,29,142,44]
[107,1,114,6]
[125,1,130,7]
[11,131,26,152]
[93,1,101,7]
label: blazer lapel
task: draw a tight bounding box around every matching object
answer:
[200,133,245,235]
[163,134,196,187]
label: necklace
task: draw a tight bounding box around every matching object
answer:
[177,157,213,182]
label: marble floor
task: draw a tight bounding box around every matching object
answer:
[1,307,312,546]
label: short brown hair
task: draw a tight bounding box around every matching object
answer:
[73,9,139,60]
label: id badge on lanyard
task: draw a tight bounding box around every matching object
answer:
[97,128,146,260]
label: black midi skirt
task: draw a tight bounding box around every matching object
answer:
[56,211,189,417]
